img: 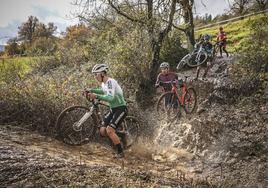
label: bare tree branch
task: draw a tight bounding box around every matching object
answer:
[107,0,145,24]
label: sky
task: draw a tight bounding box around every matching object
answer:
[0,0,233,45]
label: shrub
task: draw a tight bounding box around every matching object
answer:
[230,16,268,91]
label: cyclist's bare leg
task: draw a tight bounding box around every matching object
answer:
[223,46,229,57]
[219,46,223,57]
[106,126,124,156]
[99,127,107,137]
[106,126,120,144]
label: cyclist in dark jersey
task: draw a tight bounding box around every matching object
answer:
[86,64,127,158]
[155,62,178,91]
[195,34,214,80]
[155,62,179,109]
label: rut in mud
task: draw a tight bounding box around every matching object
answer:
[0,125,212,187]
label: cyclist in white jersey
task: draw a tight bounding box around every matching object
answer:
[86,64,127,158]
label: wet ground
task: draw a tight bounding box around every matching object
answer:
[0,125,213,187]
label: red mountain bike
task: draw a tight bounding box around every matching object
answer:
[156,76,197,120]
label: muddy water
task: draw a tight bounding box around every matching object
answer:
[0,125,212,187]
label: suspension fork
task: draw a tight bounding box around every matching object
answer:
[73,107,95,131]
[196,47,203,62]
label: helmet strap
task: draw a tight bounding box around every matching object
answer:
[101,72,104,82]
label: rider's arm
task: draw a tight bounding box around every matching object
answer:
[90,88,104,94]
[155,73,162,87]
[96,94,114,102]
[216,33,220,41]
[222,32,227,40]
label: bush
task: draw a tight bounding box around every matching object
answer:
[230,16,268,91]
[26,37,57,56]
[0,64,95,134]
[160,31,188,69]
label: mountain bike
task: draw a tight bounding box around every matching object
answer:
[55,93,140,149]
[177,42,208,70]
[156,76,197,120]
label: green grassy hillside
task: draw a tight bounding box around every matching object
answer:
[196,12,268,53]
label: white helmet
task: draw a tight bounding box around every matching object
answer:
[91,64,108,73]
[160,62,169,69]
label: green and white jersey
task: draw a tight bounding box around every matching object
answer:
[91,78,126,108]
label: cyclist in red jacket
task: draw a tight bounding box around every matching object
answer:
[217,26,229,58]
[155,62,178,91]
[155,62,179,110]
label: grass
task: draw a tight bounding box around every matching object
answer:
[195,12,268,53]
[0,57,40,84]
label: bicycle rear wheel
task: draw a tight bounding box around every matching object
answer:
[120,116,140,149]
[183,88,197,114]
[187,51,208,67]
[156,92,181,121]
[56,105,97,145]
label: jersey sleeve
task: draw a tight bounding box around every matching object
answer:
[155,73,161,86]
[90,88,104,94]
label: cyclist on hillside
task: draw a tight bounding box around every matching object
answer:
[155,62,178,91]
[195,34,213,80]
[217,26,229,58]
[86,64,127,158]
[155,62,180,110]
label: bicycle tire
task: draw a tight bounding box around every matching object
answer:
[121,116,140,149]
[183,87,197,114]
[187,51,208,67]
[177,54,190,70]
[156,92,181,120]
[55,105,97,146]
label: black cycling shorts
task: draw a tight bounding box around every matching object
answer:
[102,106,128,129]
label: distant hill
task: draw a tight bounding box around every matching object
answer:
[0,45,5,52]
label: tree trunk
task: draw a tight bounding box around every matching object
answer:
[136,0,177,107]
[179,0,195,50]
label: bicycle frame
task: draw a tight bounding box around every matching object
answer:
[170,79,188,107]
[194,43,205,62]
[160,76,189,107]
[73,99,105,132]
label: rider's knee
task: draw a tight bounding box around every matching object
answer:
[106,126,115,136]
[99,127,106,137]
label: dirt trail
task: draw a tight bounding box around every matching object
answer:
[0,125,212,187]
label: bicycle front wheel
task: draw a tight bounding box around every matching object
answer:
[56,105,97,145]
[156,92,181,121]
[187,51,208,67]
[177,54,190,70]
[183,88,197,114]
